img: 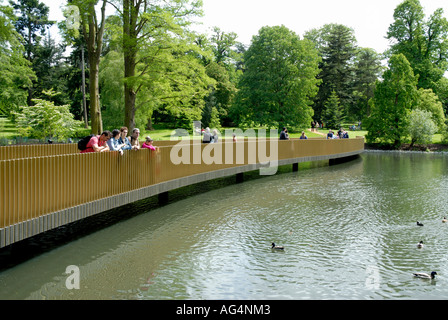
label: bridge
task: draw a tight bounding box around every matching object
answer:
[0,136,364,248]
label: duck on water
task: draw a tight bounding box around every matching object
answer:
[413,271,437,280]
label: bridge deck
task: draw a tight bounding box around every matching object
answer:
[0,137,364,248]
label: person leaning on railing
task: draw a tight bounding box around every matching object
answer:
[118,126,132,151]
[130,128,141,150]
[141,136,159,151]
[107,129,125,155]
[80,131,111,153]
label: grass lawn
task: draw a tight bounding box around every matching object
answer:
[141,125,367,141]
[0,116,443,145]
[0,116,16,140]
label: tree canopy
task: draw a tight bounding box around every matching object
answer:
[232,25,321,129]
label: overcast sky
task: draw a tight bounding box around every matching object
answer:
[43,0,448,54]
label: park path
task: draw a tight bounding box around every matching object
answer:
[307,128,326,136]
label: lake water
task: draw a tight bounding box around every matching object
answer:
[1,151,448,300]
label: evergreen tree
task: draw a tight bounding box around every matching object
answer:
[323,91,345,130]
[305,24,357,123]
[9,0,54,105]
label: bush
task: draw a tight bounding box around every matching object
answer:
[406,109,437,147]
[14,93,83,141]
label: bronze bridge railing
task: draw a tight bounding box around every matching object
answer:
[0,137,364,248]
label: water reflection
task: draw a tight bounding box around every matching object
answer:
[1,151,448,299]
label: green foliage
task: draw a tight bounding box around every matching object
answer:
[0,3,35,115]
[406,109,437,146]
[323,91,345,129]
[304,24,358,122]
[387,0,448,91]
[203,61,237,126]
[232,25,321,129]
[415,88,446,132]
[13,90,83,140]
[352,48,384,120]
[366,54,418,147]
[99,50,124,128]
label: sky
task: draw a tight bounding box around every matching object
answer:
[42,0,448,54]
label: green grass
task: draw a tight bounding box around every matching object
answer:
[140,125,364,140]
[0,116,16,139]
[0,116,443,145]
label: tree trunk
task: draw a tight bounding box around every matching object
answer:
[81,0,106,135]
[123,0,140,133]
[81,46,88,128]
[88,56,102,134]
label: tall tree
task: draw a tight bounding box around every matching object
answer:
[32,33,70,105]
[76,0,107,134]
[99,3,212,131]
[120,0,203,132]
[366,54,418,147]
[210,26,238,64]
[352,48,383,121]
[323,90,345,130]
[9,0,53,105]
[0,3,35,114]
[232,25,321,129]
[387,0,448,91]
[305,24,358,122]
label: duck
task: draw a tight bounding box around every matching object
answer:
[416,221,424,226]
[413,271,437,280]
[442,217,447,223]
[271,243,284,250]
[417,241,424,248]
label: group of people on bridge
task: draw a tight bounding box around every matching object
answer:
[80,127,157,154]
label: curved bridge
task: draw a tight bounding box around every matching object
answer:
[0,137,364,248]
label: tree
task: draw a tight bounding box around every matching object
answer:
[352,48,383,120]
[232,25,321,129]
[210,26,238,65]
[120,0,204,132]
[304,24,358,122]
[366,54,418,147]
[406,109,437,147]
[387,0,448,91]
[9,0,54,105]
[202,61,237,127]
[99,6,212,131]
[323,91,345,130]
[32,33,70,105]
[74,0,107,134]
[0,3,35,115]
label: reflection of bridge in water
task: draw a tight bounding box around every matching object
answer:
[0,137,364,248]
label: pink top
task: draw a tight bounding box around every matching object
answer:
[141,142,156,151]
[81,135,106,153]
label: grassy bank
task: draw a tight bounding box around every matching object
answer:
[0,116,16,140]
